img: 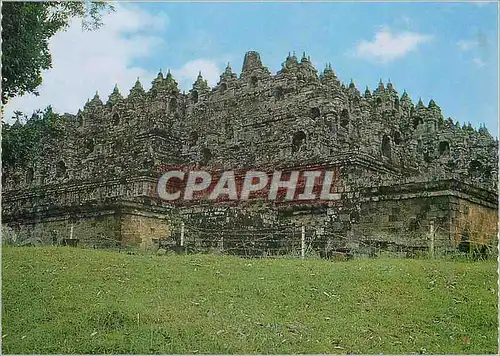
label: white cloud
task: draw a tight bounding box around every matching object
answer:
[353,27,433,63]
[473,1,490,7]
[458,33,490,68]
[2,4,169,122]
[457,39,480,51]
[472,56,486,68]
[172,59,222,92]
[457,33,489,51]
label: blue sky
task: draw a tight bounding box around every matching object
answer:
[5,1,498,135]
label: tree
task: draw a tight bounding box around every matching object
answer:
[1,1,113,105]
[2,106,68,168]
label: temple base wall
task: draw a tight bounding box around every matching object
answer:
[120,211,172,249]
[2,210,121,248]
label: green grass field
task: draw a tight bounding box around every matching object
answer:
[2,246,498,354]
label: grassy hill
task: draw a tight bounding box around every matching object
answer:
[2,246,497,354]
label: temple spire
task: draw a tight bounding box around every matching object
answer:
[416,97,425,110]
[241,51,265,75]
[428,98,438,108]
[220,62,237,81]
[91,91,102,105]
[320,62,340,86]
[107,84,123,105]
[301,51,308,62]
[151,70,165,90]
[193,71,209,90]
[400,89,412,105]
[364,86,372,98]
[164,69,179,92]
[323,63,333,75]
[133,77,143,90]
[129,77,145,98]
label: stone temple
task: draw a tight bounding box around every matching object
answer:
[2,51,498,255]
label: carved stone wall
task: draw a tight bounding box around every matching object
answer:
[2,51,497,253]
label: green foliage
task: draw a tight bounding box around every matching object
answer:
[1,1,113,104]
[2,247,497,354]
[1,106,68,168]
